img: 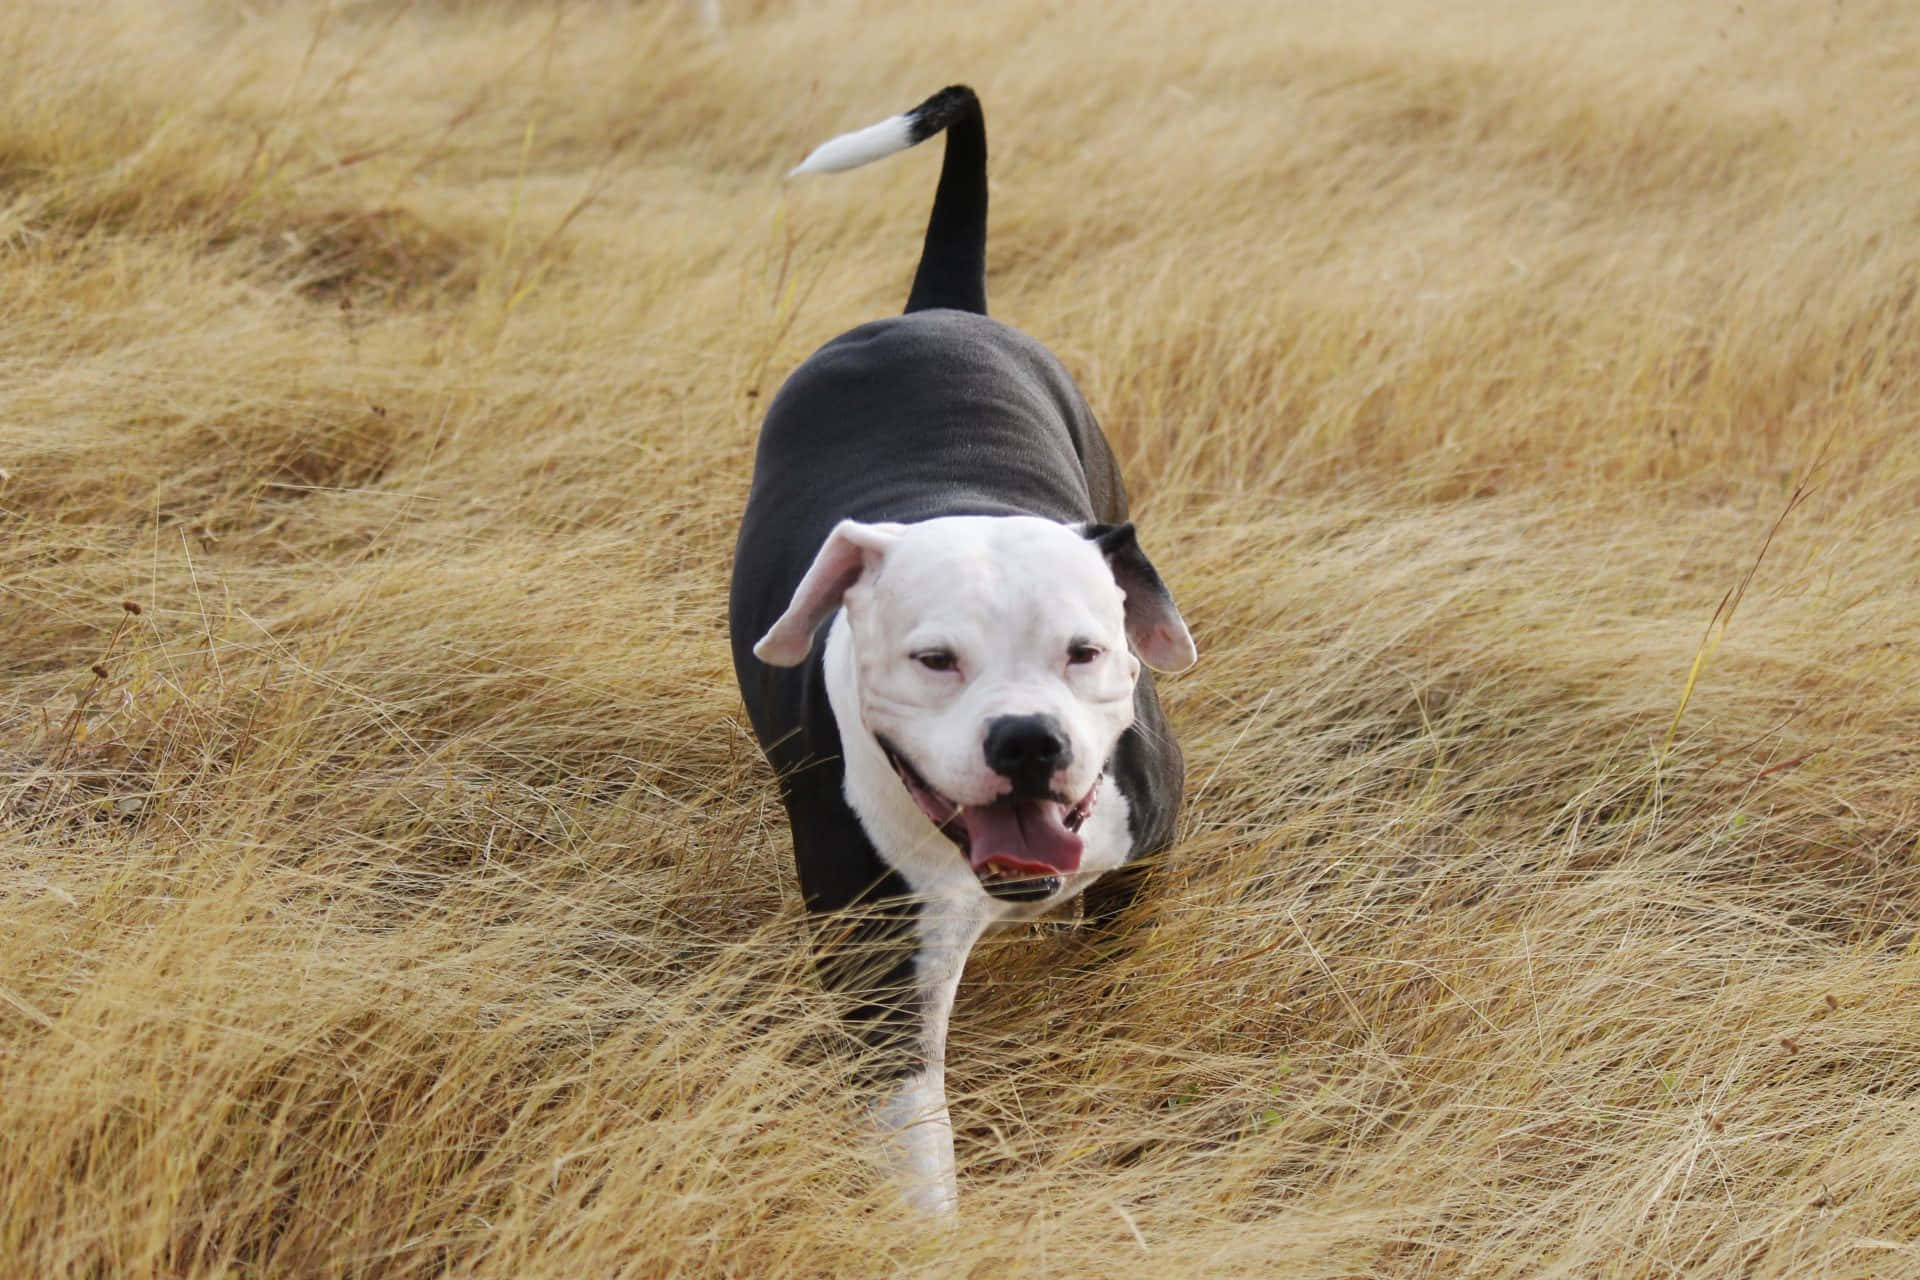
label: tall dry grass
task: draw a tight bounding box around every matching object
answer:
[2,1,1916,1275]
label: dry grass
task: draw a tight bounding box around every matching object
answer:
[3,0,1917,1275]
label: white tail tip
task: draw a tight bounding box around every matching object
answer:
[788,113,916,178]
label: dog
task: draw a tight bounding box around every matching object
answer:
[728,85,1195,1217]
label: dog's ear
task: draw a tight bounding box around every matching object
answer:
[1082,522,1197,673]
[753,520,904,667]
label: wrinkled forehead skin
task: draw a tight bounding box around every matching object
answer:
[842,515,1140,806]
[858,517,1125,646]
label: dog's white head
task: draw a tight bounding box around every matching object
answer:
[753,515,1194,887]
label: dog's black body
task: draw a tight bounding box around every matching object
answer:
[727,87,1185,1094]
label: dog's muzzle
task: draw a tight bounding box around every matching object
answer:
[877,736,1097,901]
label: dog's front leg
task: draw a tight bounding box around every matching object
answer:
[799,865,987,1219]
[868,894,988,1219]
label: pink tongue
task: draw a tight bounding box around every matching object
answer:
[960,801,1084,877]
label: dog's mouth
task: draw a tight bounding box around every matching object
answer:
[878,738,1096,894]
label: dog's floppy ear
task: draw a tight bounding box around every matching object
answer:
[753,520,904,667]
[1083,522,1197,673]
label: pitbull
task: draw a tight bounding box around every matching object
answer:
[729,85,1195,1217]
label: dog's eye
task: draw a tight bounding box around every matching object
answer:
[913,649,959,673]
[1067,642,1102,666]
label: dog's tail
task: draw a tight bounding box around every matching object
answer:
[789,86,987,316]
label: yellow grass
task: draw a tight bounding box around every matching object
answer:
[3,1,1917,1274]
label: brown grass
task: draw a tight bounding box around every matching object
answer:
[3,1,1917,1275]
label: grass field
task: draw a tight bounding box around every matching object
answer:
[3,1,1918,1274]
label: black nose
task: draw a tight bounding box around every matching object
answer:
[983,714,1072,796]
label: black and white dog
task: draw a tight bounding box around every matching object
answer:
[729,86,1195,1216]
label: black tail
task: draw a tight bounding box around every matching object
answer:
[787,85,988,316]
[901,87,986,315]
